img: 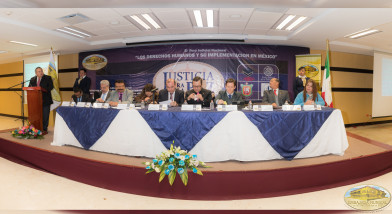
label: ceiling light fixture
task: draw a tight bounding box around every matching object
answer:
[345,29,381,39]
[56,28,85,38]
[286,16,306,31]
[0,50,7,54]
[142,14,161,29]
[9,41,38,47]
[193,10,203,28]
[64,26,91,37]
[206,10,214,28]
[130,15,151,30]
[276,15,295,30]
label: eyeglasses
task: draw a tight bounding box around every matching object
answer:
[193,85,202,88]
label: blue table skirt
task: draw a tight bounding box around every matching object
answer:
[56,106,333,160]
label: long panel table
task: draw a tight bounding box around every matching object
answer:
[52,106,349,162]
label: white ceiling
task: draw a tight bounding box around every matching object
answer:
[1,0,392,63]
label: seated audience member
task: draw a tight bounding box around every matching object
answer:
[158,79,184,106]
[106,79,134,107]
[185,76,212,108]
[294,79,325,106]
[215,78,244,105]
[94,80,111,103]
[73,69,91,95]
[72,87,91,103]
[135,83,158,104]
[262,78,290,107]
[293,66,310,98]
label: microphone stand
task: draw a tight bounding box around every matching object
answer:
[6,79,31,127]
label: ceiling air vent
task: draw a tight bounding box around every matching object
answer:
[58,13,91,25]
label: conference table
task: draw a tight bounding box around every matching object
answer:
[52,106,349,162]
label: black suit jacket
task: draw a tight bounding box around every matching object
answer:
[293,76,310,98]
[28,75,54,106]
[72,93,92,103]
[73,76,91,94]
[158,88,185,105]
[185,88,212,107]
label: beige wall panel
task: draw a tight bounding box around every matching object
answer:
[310,50,373,70]
[59,72,78,88]
[0,92,22,115]
[331,71,372,88]
[0,61,23,75]
[60,91,74,102]
[0,76,23,88]
[58,53,79,69]
[333,92,392,124]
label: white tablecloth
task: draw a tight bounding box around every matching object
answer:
[52,109,348,162]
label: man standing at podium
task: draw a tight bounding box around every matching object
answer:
[28,67,53,135]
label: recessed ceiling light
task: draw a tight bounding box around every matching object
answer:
[345,29,381,39]
[110,20,120,25]
[0,50,8,54]
[206,10,214,28]
[56,28,85,38]
[276,15,295,30]
[9,41,38,47]
[286,16,307,30]
[130,15,151,30]
[63,26,91,37]
[142,14,161,29]
[193,10,203,28]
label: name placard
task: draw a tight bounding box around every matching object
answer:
[181,104,202,111]
[76,102,86,107]
[117,104,128,110]
[303,105,315,111]
[62,101,70,106]
[93,103,103,108]
[261,105,273,111]
[148,104,160,110]
[293,105,302,111]
[217,105,238,111]
[282,105,292,111]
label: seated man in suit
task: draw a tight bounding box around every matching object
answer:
[158,78,184,106]
[293,66,310,98]
[72,87,91,103]
[185,76,212,108]
[262,78,290,107]
[215,78,244,105]
[94,80,111,103]
[28,66,53,135]
[106,79,133,107]
[73,69,91,95]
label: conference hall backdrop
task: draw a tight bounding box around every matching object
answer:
[79,43,309,101]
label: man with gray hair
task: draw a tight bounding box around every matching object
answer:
[94,80,111,103]
[262,78,290,107]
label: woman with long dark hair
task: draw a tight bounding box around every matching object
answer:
[293,79,325,106]
[135,83,158,104]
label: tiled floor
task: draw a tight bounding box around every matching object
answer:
[0,116,391,210]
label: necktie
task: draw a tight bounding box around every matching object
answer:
[118,93,123,101]
[274,89,277,96]
[78,77,82,85]
[228,94,232,99]
[170,93,173,101]
[302,77,306,86]
[78,97,81,102]
[101,93,106,101]
[37,77,41,86]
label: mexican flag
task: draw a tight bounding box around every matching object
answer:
[48,49,61,111]
[322,40,333,107]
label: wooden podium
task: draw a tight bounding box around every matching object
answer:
[23,87,43,131]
